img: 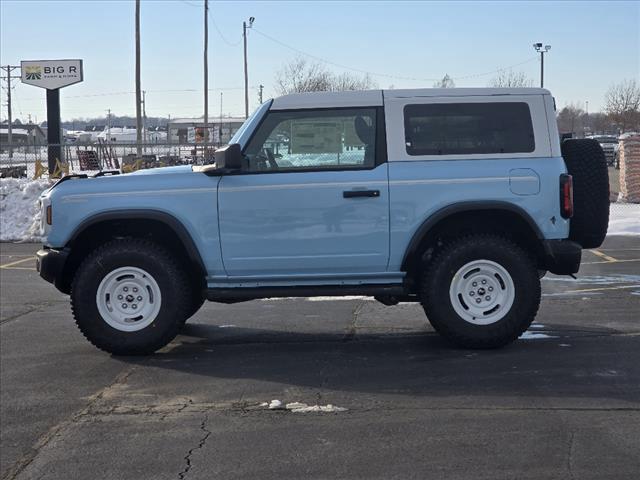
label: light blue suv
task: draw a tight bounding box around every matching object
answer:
[37,88,610,355]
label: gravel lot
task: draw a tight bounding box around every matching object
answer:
[1,238,639,480]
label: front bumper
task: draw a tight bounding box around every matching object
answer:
[542,240,581,275]
[36,247,70,293]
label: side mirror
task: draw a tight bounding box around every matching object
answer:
[215,143,243,170]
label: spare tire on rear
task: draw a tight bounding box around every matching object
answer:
[561,139,610,249]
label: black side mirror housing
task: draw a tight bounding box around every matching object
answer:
[215,143,243,170]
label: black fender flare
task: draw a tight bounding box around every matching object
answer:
[67,209,207,276]
[400,201,545,272]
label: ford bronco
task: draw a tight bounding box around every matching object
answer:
[37,88,610,355]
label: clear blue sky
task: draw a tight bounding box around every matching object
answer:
[1,0,638,122]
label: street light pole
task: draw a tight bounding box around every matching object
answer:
[135,0,142,158]
[533,43,551,88]
[243,17,254,118]
[204,0,209,159]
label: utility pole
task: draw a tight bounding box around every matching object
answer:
[258,84,264,104]
[1,65,21,160]
[203,0,209,158]
[219,91,223,144]
[135,0,142,158]
[106,108,112,139]
[142,90,147,147]
[243,17,254,118]
[532,43,551,88]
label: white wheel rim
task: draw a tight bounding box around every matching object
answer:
[96,266,162,332]
[449,259,515,325]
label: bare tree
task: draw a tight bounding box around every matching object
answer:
[433,74,455,88]
[604,79,640,132]
[275,57,376,95]
[557,103,585,135]
[488,70,533,88]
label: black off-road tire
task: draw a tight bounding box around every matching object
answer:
[561,139,610,249]
[71,239,190,355]
[420,235,541,349]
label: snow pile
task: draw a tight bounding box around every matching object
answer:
[0,178,51,242]
[608,204,640,235]
[262,399,347,413]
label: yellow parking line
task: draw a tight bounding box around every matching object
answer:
[0,257,35,269]
[590,250,618,262]
[562,284,640,294]
[582,258,640,265]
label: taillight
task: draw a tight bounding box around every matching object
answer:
[46,205,52,225]
[560,174,573,219]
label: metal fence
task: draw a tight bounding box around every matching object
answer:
[0,142,220,178]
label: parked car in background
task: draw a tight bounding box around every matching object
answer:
[588,135,619,166]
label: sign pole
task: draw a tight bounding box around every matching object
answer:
[46,88,61,174]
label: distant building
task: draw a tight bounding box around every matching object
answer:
[167,117,245,145]
[0,123,47,146]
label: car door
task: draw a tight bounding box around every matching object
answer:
[218,107,390,278]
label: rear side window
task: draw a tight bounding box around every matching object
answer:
[404,102,535,156]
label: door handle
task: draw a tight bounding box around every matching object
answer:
[343,189,380,198]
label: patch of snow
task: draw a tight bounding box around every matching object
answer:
[218,324,236,328]
[607,204,640,236]
[520,331,557,340]
[542,292,602,297]
[286,402,347,413]
[558,343,572,347]
[543,274,640,285]
[0,178,51,242]
[529,323,545,329]
[261,399,347,413]
[306,296,370,302]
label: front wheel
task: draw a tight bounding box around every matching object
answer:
[71,239,190,355]
[420,235,541,349]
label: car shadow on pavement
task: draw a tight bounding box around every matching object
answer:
[120,323,640,405]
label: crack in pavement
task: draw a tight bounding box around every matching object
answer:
[566,432,576,480]
[342,299,366,342]
[59,401,640,418]
[1,367,136,480]
[0,302,65,326]
[177,415,211,480]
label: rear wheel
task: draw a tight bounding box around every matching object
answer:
[420,235,540,349]
[71,239,190,355]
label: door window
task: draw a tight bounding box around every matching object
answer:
[244,108,379,172]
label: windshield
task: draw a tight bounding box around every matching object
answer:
[228,99,273,149]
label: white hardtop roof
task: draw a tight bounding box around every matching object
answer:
[271,88,551,110]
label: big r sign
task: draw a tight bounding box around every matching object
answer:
[20,59,83,90]
[20,59,83,174]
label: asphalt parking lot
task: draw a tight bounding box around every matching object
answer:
[1,238,639,480]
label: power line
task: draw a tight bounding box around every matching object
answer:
[209,8,242,46]
[252,27,538,82]
[176,0,201,8]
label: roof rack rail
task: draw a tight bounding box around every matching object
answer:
[93,170,120,177]
[51,173,88,188]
